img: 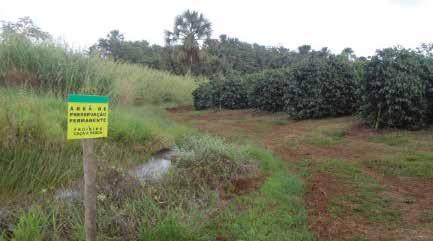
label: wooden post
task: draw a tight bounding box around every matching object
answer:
[82,139,96,241]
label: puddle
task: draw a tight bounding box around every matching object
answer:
[55,188,80,201]
[129,149,176,182]
[54,149,176,202]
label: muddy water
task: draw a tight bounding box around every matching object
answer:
[128,149,176,182]
[55,188,80,201]
[55,149,176,201]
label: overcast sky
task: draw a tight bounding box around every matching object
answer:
[1,0,432,56]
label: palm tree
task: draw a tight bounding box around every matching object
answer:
[165,10,212,74]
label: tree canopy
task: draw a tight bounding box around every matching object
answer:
[165,10,212,74]
[1,16,51,41]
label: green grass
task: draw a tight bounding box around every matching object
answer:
[0,89,193,197]
[10,206,47,241]
[420,210,433,223]
[365,151,433,178]
[271,117,290,126]
[307,128,345,146]
[0,91,311,240]
[203,146,315,241]
[186,110,211,117]
[351,236,369,241]
[0,35,198,106]
[318,160,400,225]
[139,214,199,241]
[369,132,410,146]
[1,135,314,241]
[94,57,198,106]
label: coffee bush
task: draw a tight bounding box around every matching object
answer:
[192,82,212,110]
[193,74,250,110]
[248,69,290,112]
[219,75,250,109]
[360,48,433,129]
[284,56,358,119]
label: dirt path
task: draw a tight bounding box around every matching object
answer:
[168,108,433,241]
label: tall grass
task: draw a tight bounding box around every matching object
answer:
[0,35,198,106]
[0,89,192,197]
[0,36,90,95]
[93,58,198,105]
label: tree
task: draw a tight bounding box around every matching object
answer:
[90,30,169,70]
[202,35,293,75]
[0,17,51,41]
[91,30,125,61]
[417,43,433,57]
[317,47,331,57]
[165,10,212,74]
[298,45,312,55]
[341,47,356,61]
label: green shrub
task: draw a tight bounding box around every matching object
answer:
[192,82,212,110]
[360,48,432,129]
[283,56,358,119]
[248,69,290,112]
[220,75,250,109]
[192,74,250,110]
[427,60,433,119]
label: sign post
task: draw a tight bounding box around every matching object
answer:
[67,94,109,241]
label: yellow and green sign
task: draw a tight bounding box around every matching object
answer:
[67,94,109,140]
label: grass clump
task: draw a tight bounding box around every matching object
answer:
[365,151,433,178]
[10,206,47,241]
[369,132,410,146]
[176,134,248,164]
[139,214,200,241]
[319,160,400,225]
[168,134,257,201]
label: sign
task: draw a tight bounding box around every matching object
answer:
[67,94,109,140]
[67,94,109,241]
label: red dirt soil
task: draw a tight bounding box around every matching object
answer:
[168,108,433,241]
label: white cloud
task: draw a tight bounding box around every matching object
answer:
[1,0,432,56]
[389,0,424,7]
